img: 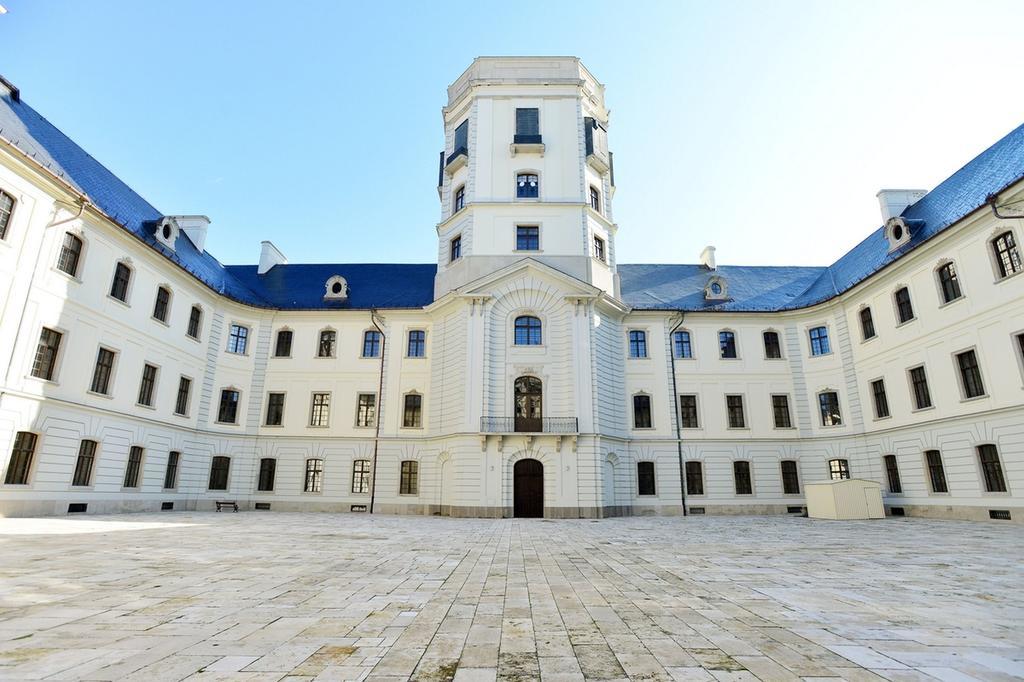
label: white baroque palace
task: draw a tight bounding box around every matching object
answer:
[1,58,1022,521]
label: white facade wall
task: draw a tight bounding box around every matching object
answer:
[1,57,1022,521]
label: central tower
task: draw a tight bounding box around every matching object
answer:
[433,57,618,299]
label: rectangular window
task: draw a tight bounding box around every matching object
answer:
[362,331,382,358]
[450,235,462,262]
[31,327,62,381]
[0,190,13,240]
[257,458,276,492]
[218,389,239,424]
[733,461,752,495]
[590,186,601,213]
[637,461,656,496]
[894,287,914,324]
[628,330,647,358]
[274,330,292,357]
[137,363,158,407]
[719,331,737,359]
[956,350,985,399]
[408,330,426,357]
[352,459,371,494]
[818,391,842,426]
[400,460,419,495]
[516,174,539,199]
[187,305,202,339]
[310,392,330,427]
[304,458,323,493]
[925,450,948,493]
[883,455,902,494]
[453,119,469,153]
[593,235,605,262]
[175,376,191,416]
[673,330,692,359]
[72,439,97,487]
[993,231,1022,278]
[208,455,230,491]
[356,393,377,427]
[403,394,423,428]
[163,451,179,489]
[685,461,703,495]
[871,379,890,419]
[678,395,699,428]
[90,347,116,395]
[516,225,540,250]
[909,366,932,409]
[453,185,465,212]
[110,262,131,302]
[977,444,1007,493]
[227,324,248,354]
[317,330,336,358]
[726,395,745,428]
[763,331,782,359]
[57,232,83,277]
[515,107,539,138]
[828,458,850,481]
[4,432,37,485]
[265,392,285,426]
[860,307,876,340]
[632,394,652,429]
[808,326,830,356]
[123,446,143,488]
[153,287,170,322]
[937,262,962,303]
[772,395,792,428]
[780,460,800,494]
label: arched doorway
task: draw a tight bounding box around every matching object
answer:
[514,459,544,518]
[514,376,542,433]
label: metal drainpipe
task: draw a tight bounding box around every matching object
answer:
[2,197,88,392]
[668,311,688,516]
[368,309,387,514]
[987,193,1024,220]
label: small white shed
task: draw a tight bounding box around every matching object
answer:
[805,479,885,520]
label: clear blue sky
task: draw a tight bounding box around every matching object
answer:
[2,1,1022,267]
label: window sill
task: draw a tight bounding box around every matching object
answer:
[106,294,131,307]
[592,256,608,266]
[215,421,240,426]
[186,334,201,344]
[994,270,1024,284]
[819,424,844,429]
[151,317,170,327]
[354,424,376,430]
[360,356,382,360]
[981,490,1011,497]
[225,351,250,357]
[513,249,543,254]
[809,352,833,359]
[719,357,741,361]
[938,296,966,309]
[632,427,655,431]
[401,426,424,431]
[727,427,749,431]
[52,268,82,284]
[173,412,190,419]
[263,424,284,428]
[861,335,879,344]
[307,425,330,429]
[628,356,650,360]
[960,394,989,403]
[896,318,918,328]
[86,390,113,400]
[764,357,785,361]
[772,426,797,431]
[674,356,696,361]
[27,375,60,386]
[314,356,337,360]
[398,493,420,497]
[136,403,156,411]
[911,406,935,414]
[405,355,427,360]
[271,355,291,359]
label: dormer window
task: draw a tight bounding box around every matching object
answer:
[323,275,348,301]
[885,216,913,251]
[154,217,179,250]
[704,275,729,301]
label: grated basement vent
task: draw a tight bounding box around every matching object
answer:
[688,506,705,515]
[254,503,271,511]
[67,503,87,513]
[787,506,803,514]
[989,509,1011,520]
[889,507,906,516]
[161,502,174,510]
[351,504,367,513]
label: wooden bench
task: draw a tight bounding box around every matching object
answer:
[215,500,238,512]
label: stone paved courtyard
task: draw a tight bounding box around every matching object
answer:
[0,513,1022,681]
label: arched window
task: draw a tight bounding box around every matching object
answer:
[514,376,543,432]
[719,330,737,358]
[453,185,465,213]
[0,189,15,240]
[589,185,601,212]
[514,316,542,345]
[56,232,83,277]
[317,329,336,358]
[152,286,171,323]
[516,173,539,198]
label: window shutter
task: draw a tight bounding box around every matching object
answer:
[516,108,539,136]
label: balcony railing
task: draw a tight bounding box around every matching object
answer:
[445,145,468,172]
[480,416,578,434]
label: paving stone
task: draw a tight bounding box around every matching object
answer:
[0,513,1021,682]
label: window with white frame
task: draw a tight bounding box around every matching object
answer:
[227,324,249,354]
[808,326,830,356]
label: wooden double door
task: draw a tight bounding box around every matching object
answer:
[513,458,544,518]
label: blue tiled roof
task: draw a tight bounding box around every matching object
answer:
[225,264,437,309]
[2,81,1022,313]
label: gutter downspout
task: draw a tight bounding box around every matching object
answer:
[668,312,688,516]
[3,197,88,391]
[368,309,387,514]
[987,193,1024,220]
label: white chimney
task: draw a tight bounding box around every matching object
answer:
[258,240,287,275]
[172,215,211,253]
[699,245,716,270]
[876,189,926,222]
